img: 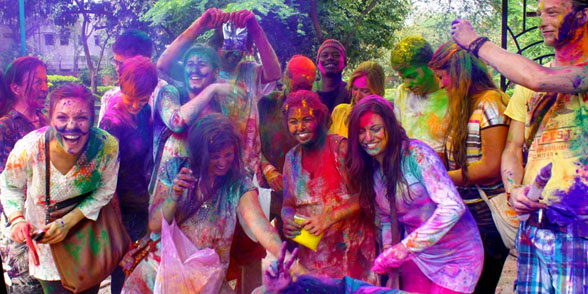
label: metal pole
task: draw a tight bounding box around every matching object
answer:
[501,0,508,90]
[19,0,26,56]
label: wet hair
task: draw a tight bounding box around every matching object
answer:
[2,56,47,116]
[573,0,588,11]
[187,113,242,199]
[281,90,330,135]
[347,61,386,101]
[119,56,158,99]
[183,44,222,72]
[112,29,153,58]
[346,95,408,219]
[48,83,96,126]
[428,41,497,181]
[390,36,433,69]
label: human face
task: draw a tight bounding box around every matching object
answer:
[113,53,130,77]
[287,106,318,145]
[121,92,150,115]
[184,53,216,94]
[397,65,438,95]
[208,144,236,177]
[51,97,92,155]
[433,69,452,91]
[220,50,243,72]
[358,112,387,161]
[13,66,48,110]
[318,47,344,75]
[538,0,576,48]
[351,75,372,103]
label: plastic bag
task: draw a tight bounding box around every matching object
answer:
[154,214,223,294]
[222,21,248,52]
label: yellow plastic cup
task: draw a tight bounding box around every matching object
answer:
[292,215,324,252]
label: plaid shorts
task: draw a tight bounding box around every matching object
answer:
[515,222,588,294]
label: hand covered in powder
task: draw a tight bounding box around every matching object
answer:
[451,18,480,50]
[509,184,546,215]
[199,8,230,30]
[265,169,283,192]
[371,242,413,274]
[302,213,334,236]
[263,242,298,293]
[40,218,72,244]
[171,167,196,201]
[283,216,301,239]
[230,10,257,29]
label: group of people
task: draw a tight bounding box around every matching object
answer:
[0,1,586,293]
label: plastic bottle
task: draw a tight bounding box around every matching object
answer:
[519,162,552,221]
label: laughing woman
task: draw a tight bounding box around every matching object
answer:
[346,96,483,294]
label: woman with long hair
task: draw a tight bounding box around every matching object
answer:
[346,96,483,293]
[123,113,282,293]
[428,41,511,293]
[329,61,386,137]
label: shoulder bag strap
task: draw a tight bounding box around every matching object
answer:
[45,129,51,225]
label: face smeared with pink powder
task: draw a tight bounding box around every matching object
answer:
[287,105,318,145]
[351,75,372,103]
[358,112,388,161]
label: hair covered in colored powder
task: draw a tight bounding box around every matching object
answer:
[428,41,498,179]
[187,113,242,200]
[112,29,153,58]
[48,83,96,126]
[285,55,316,92]
[119,56,158,99]
[347,61,386,98]
[390,36,434,69]
[1,56,47,116]
[282,90,330,132]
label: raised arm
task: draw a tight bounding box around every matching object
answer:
[231,10,281,83]
[157,8,229,75]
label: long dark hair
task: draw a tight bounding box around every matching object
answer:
[346,95,409,218]
[428,41,497,181]
[187,113,242,199]
[2,56,46,116]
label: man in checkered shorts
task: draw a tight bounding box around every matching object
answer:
[451,0,588,293]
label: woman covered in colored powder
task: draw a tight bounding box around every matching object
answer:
[329,61,386,137]
[346,96,483,293]
[0,56,49,293]
[0,84,120,294]
[122,114,282,294]
[429,41,511,293]
[98,56,158,294]
[281,90,375,282]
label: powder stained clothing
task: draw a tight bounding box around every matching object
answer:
[316,81,350,113]
[0,109,45,292]
[282,135,375,281]
[0,126,120,281]
[122,157,255,294]
[374,139,483,293]
[392,84,448,154]
[97,79,167,124]
[329,103,352,137]
[100,100,153,215]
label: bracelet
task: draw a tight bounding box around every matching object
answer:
[9,214,24,224]
[468,36,489,58]
[9,218,26,231]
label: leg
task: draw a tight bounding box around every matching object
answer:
[515,223,553,294]
[111,210,148,294]
[551,230,588,294]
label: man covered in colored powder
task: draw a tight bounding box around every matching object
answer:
[314,39,351,112]
[452,0,588,292]
[155,8,282,293]
[98,29,166,123]
[389,36,448,156]
[258,55,316,243]
[99,56,158,294]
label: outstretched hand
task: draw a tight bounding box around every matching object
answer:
[451,18,480,50]
[264,242,299,293]
[230,10,258,29]
[199,8,230,30]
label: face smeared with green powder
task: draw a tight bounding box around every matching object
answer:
[396,64,439,96]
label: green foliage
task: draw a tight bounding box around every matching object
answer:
[47,74,81,92]
[97,86,116,97]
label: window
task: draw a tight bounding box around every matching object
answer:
[60,32,70,46]
[45,34,54,46]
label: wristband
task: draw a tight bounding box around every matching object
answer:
[468,36,489,58]
[9,214,24,224]
[9,218,26,231]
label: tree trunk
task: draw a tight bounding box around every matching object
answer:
[310,0,324,43]
[81,15,97,93]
